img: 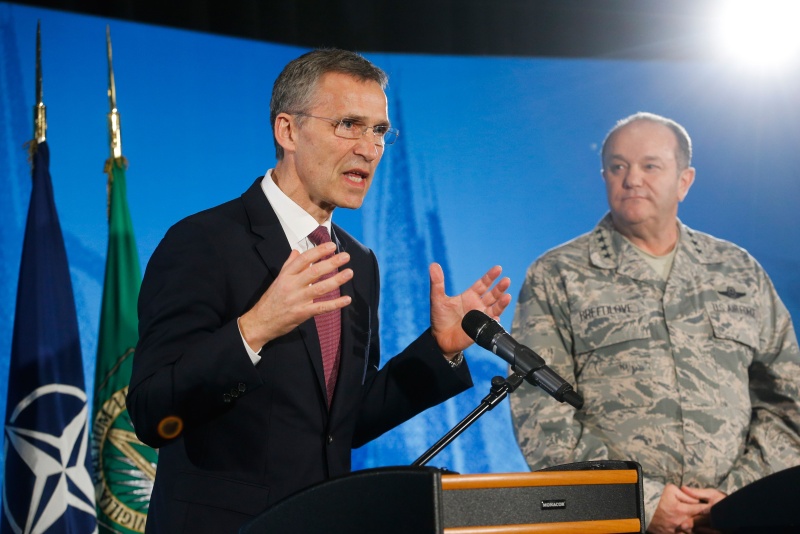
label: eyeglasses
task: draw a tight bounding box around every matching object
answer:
[292,113,399,146]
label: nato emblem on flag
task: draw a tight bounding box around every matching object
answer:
[1,142,98,533]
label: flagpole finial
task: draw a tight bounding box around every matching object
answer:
[105,25,127,222]
[34,20,46,144]
[107,25,122,160]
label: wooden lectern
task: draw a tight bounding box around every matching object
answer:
[240,460,644,533]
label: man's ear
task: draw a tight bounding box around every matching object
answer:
[274,113,297,154]
[677,166,695,202]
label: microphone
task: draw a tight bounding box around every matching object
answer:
[461,310,584,409]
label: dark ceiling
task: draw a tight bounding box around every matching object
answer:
[8,0,721,60]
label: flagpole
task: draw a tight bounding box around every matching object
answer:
[33,20,46,149]
[105,25,125,220]
[93,26,155,534]
[2,21,99,533]
[107,25,122,161]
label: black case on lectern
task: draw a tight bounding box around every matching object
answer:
[239,460,644,533]
[711,465,800,533]
[240,467,440,534]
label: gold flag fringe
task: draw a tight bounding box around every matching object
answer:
[24,139,39,168]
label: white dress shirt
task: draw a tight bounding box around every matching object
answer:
[238,170,332,364]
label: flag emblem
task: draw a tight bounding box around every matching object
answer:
[3,384,96,534]
[92,383,155,534]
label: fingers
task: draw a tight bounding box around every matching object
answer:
[485,294,512,319]
[288,248,352,311]
[430,263,508,297]
[673,489,701,505]
[283,242,337,274]
[681,486,726,506]
[467,265,509,303]
[308,292,352,314]
[281,243,324,272]
[429,262,444,280]
[488,274,512,295]
[652,485,721,534]
[669,490,706,519]
[680,486,724,520]
[469,265,504,295]
[284,243,350,281]
[306,268,354,301]
[240,243,356,351]
[680,486,703,500]
[475,266,511,318]
[428,263,447,310]
[430,263,512,315]
[483,277,512,317]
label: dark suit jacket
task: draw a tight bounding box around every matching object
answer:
[127,178,472,533]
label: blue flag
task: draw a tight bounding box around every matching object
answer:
[1,142,98,533]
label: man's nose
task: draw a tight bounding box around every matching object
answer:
[623,166,643,187]
[353,134,380,161]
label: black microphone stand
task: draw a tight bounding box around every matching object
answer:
[412,372,525,467]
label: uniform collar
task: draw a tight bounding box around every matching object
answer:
[589,213,723,273]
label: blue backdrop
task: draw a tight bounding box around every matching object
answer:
[2,3,799,488]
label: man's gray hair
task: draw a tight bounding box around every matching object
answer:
[270,49,388,160]
[601,111,693,170]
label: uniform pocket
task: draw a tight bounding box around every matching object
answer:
[705,300,759,352]
[571,304,653,379]
[704,299,758,385]
[568,297,662,413]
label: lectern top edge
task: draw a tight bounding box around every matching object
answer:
[441,470,639,490]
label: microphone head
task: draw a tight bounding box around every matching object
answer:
[563,390,585,410]
[461,310,506,349]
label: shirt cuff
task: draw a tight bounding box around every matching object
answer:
[237,317,262,365]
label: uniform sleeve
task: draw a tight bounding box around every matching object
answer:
[717,268,800,494]
[509,258,609,464]
[508,258,666,526]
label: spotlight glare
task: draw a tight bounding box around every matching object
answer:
[716,0,800,70]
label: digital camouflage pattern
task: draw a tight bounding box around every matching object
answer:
[510,213,800,526]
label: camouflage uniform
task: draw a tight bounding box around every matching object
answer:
[510,213,800,527]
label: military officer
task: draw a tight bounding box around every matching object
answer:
[510,112,800,534]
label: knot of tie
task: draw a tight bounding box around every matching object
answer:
[308,225,332,247]
[308,226,336,278]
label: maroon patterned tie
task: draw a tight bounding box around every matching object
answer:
[307,226,341,407]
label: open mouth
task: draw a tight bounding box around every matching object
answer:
[344,170,368,184]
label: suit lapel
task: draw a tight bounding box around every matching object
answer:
[332,225,357,379]
[241,178,328,402]
[329,225,369,419]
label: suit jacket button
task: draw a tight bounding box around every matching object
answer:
[223,393,232,403]
[238,382,246,392]
[230,388,239,398]
[327,435,334,444]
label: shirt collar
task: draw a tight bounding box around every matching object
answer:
[261,169,332,250]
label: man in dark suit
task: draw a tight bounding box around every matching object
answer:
[127,48,512,533]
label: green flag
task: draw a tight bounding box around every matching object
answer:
[92,158,156,534]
